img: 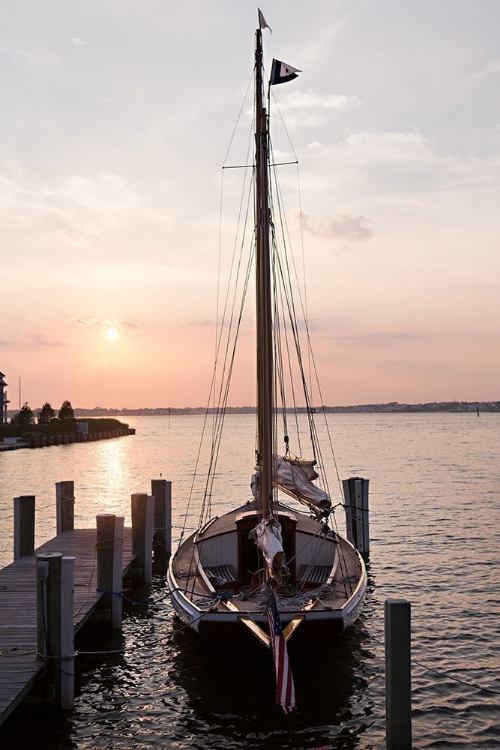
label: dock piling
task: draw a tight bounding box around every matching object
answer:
[60,556,75,709]
[56,481,75,534]
[131,493,154,584]
[112,516,125,628]
[151,479,172,557]
[342,477,370,559]
[34,552,76,710]
[96,514,116,621]
[385,598,412,749]
[14,495,35,560]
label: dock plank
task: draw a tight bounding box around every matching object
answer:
[0,527,135,726]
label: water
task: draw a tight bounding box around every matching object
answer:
[1,413,499,748]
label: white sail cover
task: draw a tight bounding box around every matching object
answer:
[274,456,331,510]
[249,517,285,575]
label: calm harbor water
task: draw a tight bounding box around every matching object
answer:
[1,413,499,749]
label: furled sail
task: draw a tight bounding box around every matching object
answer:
[249,517,286,578]
[274,456,331,512]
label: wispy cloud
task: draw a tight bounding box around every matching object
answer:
[0,168,141,234]
[274,89,361,126]
[277,90,361,113]
[26,332,70,347]
[55,229,87,246]
[301,212,373,241]
[471,58,500,78]
[72,37,87,50]
[303,130,500,198]
[0,41,61,71]
[71,317,141,331]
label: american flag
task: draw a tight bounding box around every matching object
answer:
[266,590,296,713]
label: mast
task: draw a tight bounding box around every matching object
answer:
[255,28,274,516]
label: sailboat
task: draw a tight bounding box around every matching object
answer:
[167,12,367,706]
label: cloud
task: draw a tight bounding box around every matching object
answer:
[327,330,500,348]
[0,339,11,346]
[26,332,70,347]
[71,317,141,331]
[277,90,361,113]
[273,89,361,126]
[303,131,500,199]
[55,229,87,246]
[72,38,87,50]
[0,168,141,234]
[119,319,140,330]
[0,42,61,71]
[472,59,500,78]
[301,212,373,241]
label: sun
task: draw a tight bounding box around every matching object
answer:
[106,327,120,341]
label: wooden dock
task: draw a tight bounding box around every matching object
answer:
[0,527,135,726]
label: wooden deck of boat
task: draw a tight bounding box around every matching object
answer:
[0,528,135,727]
[172,506,362,614]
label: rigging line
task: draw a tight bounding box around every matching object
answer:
[269,86,299,163]
[195,235,255,547]
[209,126,256,515]
[272,249,288,445]
[201,183,255,523]
[295,162,312,400]
[271,228,351,578]
[222,160,298,170]
[411,658,500,697]
[212,151,255,425]
[221,69,254,168]
[206,242,255,507]
[269,127,311,407]
[214,162,225,443]
[214,112,255,389]
[269,141,342,506]
[209,105,256,459]
[273,234,305,458]
[213,76,256,375]
[271,227,302,456]
[184,154,254,546]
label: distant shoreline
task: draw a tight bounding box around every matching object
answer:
[60,400,500,416]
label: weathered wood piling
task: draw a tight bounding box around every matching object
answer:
[342,476,370,559]
[151,478,172,557]
[385,598,412,749]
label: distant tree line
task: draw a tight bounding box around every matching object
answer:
[10,400,75,426]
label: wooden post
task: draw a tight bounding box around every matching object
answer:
[14,495,35,559]
[96,514,116,621]
[342,477,370,560]
[111,516,125,629]
[56,481,75,535]
[385,598,412,750]
[60,556,75,709]
[131,493,154,584]
[36,552,63,706]
[151,479,172,557]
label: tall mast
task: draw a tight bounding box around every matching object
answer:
[255,28,274,516]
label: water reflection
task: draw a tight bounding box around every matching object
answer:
[1,414,499,747]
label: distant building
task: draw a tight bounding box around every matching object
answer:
[0,372,9,424]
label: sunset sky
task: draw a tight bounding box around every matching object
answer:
[2,0,499,410]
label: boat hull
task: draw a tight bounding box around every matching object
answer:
[167,558,367,651]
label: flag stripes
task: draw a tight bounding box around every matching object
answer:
[266,590,296,713]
